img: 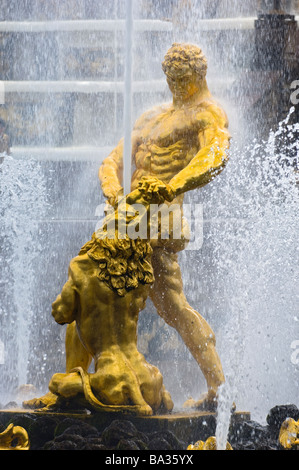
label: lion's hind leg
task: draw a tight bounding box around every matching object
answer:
[76,367,153,415]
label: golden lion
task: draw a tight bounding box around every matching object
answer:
[24,178,174,415]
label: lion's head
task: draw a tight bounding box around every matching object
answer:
[79,233,154,297]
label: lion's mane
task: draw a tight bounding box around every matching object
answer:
[79,233,154,297]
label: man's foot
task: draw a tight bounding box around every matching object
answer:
[183,393,218,412]
[183,394,237,413]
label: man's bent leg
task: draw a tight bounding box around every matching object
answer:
[149,248,225,406]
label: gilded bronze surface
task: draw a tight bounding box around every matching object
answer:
[187,436,233,450]
[98,43,230,410]
[0,424,29,450]
[279,418,299,449]
[24,43,230,415]
[25,179,174,415]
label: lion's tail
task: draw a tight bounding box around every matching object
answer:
[71,367,152,415]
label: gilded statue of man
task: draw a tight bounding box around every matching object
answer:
[64,43,230,411]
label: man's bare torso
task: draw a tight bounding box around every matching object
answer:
[131,98,221,191]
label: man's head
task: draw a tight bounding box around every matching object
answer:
[162,43,208,102]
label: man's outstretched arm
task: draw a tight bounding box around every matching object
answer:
[98,138,124,206]
[168,107,230,197]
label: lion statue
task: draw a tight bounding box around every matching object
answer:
[24,177,174,416]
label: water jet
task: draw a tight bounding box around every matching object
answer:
[0,0,298,451]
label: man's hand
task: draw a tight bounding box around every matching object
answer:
[107,187,124,208]
[137,177,175,204]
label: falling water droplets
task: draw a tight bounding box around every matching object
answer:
[0,155,46,403]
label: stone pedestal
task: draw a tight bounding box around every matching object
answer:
[0,408,250,450]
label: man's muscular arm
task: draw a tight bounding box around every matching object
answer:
[168,106,230,197]
[98,139,124,206]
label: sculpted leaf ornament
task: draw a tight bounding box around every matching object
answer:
[187,436,233,450]
[0,423,30,450]
[279,418,299,449]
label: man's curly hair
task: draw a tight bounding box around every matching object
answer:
[162,43,208,80]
